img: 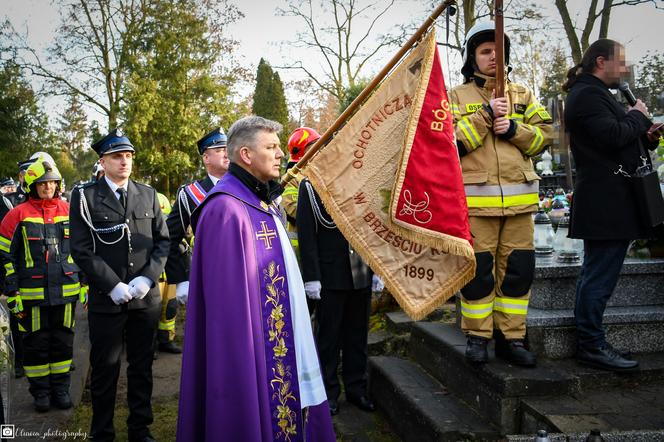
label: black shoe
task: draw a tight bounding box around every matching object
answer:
[51,391,72,410]
[465,335,489,364]
[34,394,50,412]
[495,339,537,367]
[328,399,339,416]
[347,395,375,412]
[15,365,25,378]
[576,344,639,371]
[158,341,182,354]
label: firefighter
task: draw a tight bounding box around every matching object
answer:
[155,192,178,355]
[282,127,321,263]
[450,22,553,367]
[0,155,82,411]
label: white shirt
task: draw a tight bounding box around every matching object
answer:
[208,174,220,186]
[104,176,128,200]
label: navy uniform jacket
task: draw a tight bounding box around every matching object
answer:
[164,176,214,284]
[69,178,169,313]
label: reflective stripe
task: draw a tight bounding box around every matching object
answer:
[50,359,72,375]
[25,363,50,378]
[23,217,44,224]
[494,296,529,315]
[32,306,41,331]
[526,125,544,155]
[451,104,461,115]
[282,187,298,197]
[459,117,481,149]
[159,319,176,331]
[20,287,45,300]
[524,103,540,119]
[466,193,539,208]
[53,216,68,223]
[4,262,14,276]
[67,254,74,264]
[21,226,34,268]
[464,182,539,197]
[0,235,10,253]
[64,228,70,236]
[63,282,81,297]
[508,113,524,121]
[64,303,72,328]
[460,300,494,319]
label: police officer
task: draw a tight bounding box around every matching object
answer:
[0,155,82,412]
[450,22,553,367]
[163,127,229,314]
[69,129,169,442]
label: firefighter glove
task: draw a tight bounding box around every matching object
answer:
[176,281,189,305]
[7,293,23,314]
[79,285,88,304]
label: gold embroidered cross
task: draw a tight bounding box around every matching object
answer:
[255,221,277,249]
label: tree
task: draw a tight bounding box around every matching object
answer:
[539,46,570,104]
[636,51,664,114]
[122,0,244,196]
[252,59,290,147]
[278,0,409,103]
[10,0,152,128]
[0,62,53,178]
[554,0,663,64]
[58,93,88,156]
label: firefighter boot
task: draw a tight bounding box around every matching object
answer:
[51,372,72,409]
[34,394,50,412]
[465,335,489,363]
[495,333,536,367]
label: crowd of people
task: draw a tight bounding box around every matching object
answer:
[0,22,662,442]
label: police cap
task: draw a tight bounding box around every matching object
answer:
[92,128,135,157]
[197,127,227,155]
[18,158,36,172]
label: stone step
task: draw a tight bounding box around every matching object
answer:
[531,258,664,310]
[369,356,501,441]
[527,305,664,358]
[519,382,664,436]
[408,322,578,434]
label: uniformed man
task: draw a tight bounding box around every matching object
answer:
[163,127,229,315]
[450,22,553,367]
[0,178,17,195]
[0,156,82,412]
[69,129,169,442]
[4,159,34,208]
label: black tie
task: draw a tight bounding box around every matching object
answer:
[117,188,127,209]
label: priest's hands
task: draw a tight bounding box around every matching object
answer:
[109,282,132,305]
[304,281,322,300]
[128,276,152,300]
[176,281,190,305]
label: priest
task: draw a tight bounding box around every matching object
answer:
[176,116,336,441]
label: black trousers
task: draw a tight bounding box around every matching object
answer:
[18,303,75,397]
[88,304,159,441]
[9,314,24,368]
[315,286,371,402]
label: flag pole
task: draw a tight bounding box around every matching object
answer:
[282,0,457,186]
[494,0,505,98]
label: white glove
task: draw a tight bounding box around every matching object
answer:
[109,282,132,305]
[372,275,385,292]
[176,281,190,305]
[128,276,152,300]
[304,281,321,300]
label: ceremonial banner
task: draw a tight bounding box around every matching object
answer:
[304,29,475,320]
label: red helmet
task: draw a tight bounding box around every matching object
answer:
[287,127,321,162]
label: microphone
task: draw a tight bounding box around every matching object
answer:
[618,82,637,106]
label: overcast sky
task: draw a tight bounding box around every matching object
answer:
[3,0,664,127]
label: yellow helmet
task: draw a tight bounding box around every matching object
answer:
[23,155,62,192]
[157,192,172,215]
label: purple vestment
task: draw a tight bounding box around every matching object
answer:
[176,173,335,442]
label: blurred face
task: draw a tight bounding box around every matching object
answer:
[35,180,57,200]
[597,45,628,88]
[0,184,16,194]
[474,41,496,77]
[202,146,229,178]
[100,151,133,185]
[240,131,283,183]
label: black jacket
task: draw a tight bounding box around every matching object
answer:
[297,179,372,290]
[69,178,169,312]
[164,176,215,284]
[566,73,658,240]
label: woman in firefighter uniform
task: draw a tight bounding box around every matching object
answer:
[0,156,82,411]
[450,22,553,366]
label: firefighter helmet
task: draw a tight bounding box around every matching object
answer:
[23,155,62,192]
[30,151,56,165]
[287,127,321,162]
[157,192,172,215]
[461,21,511,81]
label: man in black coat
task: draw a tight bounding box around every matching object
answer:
[564,39,661,372]
[297,178,375,416]
[70,129,169,442]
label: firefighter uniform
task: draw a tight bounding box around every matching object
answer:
[282,170,303,259]
[0,156,81,411]
[155,192,178,348]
